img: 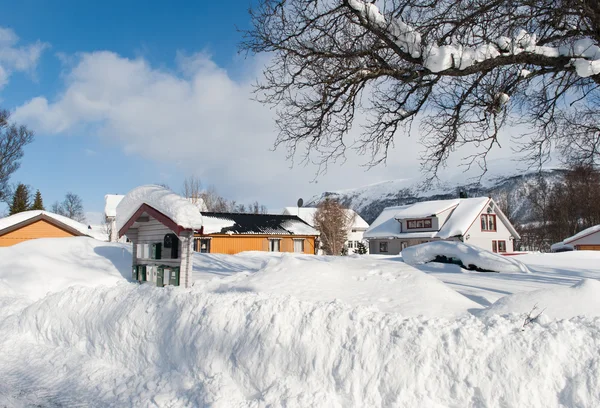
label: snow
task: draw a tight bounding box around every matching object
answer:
[563,224,600,244]
[104,194,124,218]
[116,185,203,233]
[402,241,530,273]
[480,279,600,320]
[346,0,600,78]
[392,198,460,219]
[195,253,479,316]
[1,238,600,406]
[282,207,369,229]
[0,237,130,301]
[201,214,236,234]
[0,210,99,239]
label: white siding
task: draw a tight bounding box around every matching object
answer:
[465,209,514,253]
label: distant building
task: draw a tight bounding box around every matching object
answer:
[364,197,520,254]
[195,212,319,255]
[282,207,370,254]
[104,194,125,242]
[552,225,600,251]
[0,210,98,247]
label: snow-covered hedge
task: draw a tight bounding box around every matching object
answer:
[402,241,530,273]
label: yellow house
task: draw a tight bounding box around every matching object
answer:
[195,212,319,255]
[0,210,95,247]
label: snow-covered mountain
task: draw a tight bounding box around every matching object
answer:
[308,169,566,224]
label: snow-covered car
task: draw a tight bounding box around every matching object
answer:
[402,241,530,273]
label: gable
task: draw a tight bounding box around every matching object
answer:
[0,219,79,247]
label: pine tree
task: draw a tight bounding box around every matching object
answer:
[355,241,368,255]
[30,190,45,211]
[9,184,31,215]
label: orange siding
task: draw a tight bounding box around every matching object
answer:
[575,245,600,251]
[0,219,77,247]
[197,235,316,255]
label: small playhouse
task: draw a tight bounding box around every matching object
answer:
[117,185,203,288]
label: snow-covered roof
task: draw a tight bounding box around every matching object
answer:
[392,199,461,220]
[200,212,319,236]
[282,207,369,230]
[0,210,95,238]
[104,195,125,218]
[365,197,507,239]
[563,225,600,245]
[116,185,203,234]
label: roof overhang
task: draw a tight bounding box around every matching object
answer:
[118,203,193,238]
[0,214,90,238]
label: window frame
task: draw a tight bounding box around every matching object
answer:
[406,218,433,230]
[379,241,389,253]
[268,238,281,252]
[498,240,507,253]
[492,240,498,253]
[481,214,497,232]
[293,238,305,253]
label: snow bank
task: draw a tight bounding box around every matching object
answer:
[403,241,530,273]
[0,237,130,300]
[481,279,600,319]
[1,283,600,406]
[204,254,480,316]
[116,185,203,233]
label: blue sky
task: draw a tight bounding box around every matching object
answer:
[0,1,521,223]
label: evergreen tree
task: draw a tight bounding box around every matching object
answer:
[30,189,45,211]
[9,184,31,215]
[355,241,368,255]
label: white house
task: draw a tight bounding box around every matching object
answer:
[105,194,125,242]
[553,225,600,251]
[364,197,520,255]
[282,206,370,254]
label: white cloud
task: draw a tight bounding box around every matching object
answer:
[13,50,521,206]
[0,27,48,89]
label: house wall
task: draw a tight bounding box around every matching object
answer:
[464,207,515,253]
[0,219,77,247]
[346,229,368,254]
[198,234,317,255]
[129,219,182,267]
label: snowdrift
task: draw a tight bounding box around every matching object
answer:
[0,237,131,300]
[203,254,480,316]
[480,279,600,319]
[1,284,600,407]
[402,241,530,273]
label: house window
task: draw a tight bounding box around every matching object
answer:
[347,241,354,249]
[401,242,408,250]
[407,219,432,229]
[293,239,304,253]
[481,214,497,231]
[498,240,507,253]
[492,240,498,253]
[269,239,281,252]
[379,241,389,253]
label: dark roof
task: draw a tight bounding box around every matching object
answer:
[199,212,319,236]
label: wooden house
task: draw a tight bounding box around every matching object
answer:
[0,210,98,247]
[195,212,319,255]
[553,225,600,251]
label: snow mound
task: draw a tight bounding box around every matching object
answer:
[402,241,530,273]
[1,284,600,406]
[205,254,480,316]
[481,279,600,319]
[0,237,130,301]
[116,185,203,233]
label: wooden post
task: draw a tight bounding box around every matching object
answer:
[179,231,194,288]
